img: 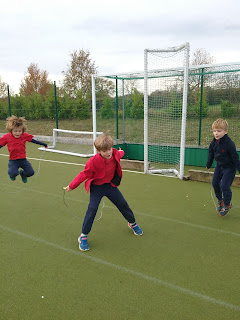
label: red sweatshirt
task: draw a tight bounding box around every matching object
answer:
[69,148,124,192]
[0,132,34,160]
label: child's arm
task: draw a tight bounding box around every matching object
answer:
[0,134,8,147]
[31,138,48,148]
[206,142,214,169]
[117,148,125,158]
[64,159,94,191]
[68,170,90,190]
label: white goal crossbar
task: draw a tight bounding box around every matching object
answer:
[38,129,103,157]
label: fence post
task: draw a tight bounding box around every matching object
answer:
[198,68,204,146]
[122,79,125,142]
[54,81,58,129]
[7,85,11,116]
[115,78,119,139]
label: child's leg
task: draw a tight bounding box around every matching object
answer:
[20,159,34,177]
[82,184,105,234]
[8,160,20,178]
[106,186,135,223]
[212,165,223,201]
[220,167,236,206]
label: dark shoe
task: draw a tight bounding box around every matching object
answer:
[19,170,27,183]
[10,176,16,181]
[219,203,232,217]
[216,199,224,212]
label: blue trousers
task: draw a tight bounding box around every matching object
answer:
[212,165,236,206]
[8,158,34,178]
[82,183,136,234]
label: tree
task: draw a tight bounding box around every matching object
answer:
[0,77,8,118]
[95,78,115,110]
[130,88,144,119]
[20,63,52,96]
[124,79,139,95]
[188,48,215,102]
[0,76,8,98]
[100,96,114,119]
[191,48,214,66]
[62,49,97,98]
[194,88,209,117]
[221,100,235,118]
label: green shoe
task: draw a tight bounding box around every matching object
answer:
[19,170,28,183]
[10,176,16,181]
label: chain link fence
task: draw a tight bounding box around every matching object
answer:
[1,62,240,150]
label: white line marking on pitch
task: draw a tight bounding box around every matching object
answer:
[1,181,240,238]
[1,224,240,312]
[1,153,240,237]
[0,153,159,174]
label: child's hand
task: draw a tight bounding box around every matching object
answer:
[63,186,72,192]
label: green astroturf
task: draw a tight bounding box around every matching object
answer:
[1,144,240,320]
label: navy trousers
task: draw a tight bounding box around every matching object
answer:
[8,158,34,178]
[82,183,135,234]
[212,165,236,206]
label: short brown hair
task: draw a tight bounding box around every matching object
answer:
[6,115,27,133]
[94,132,113,151]
[212,118,228,131]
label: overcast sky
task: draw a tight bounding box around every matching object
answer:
[1,0,240,93]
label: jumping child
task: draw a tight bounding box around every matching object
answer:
[0,115,48,183]
[206,118,240,216]
[65,132,143,251]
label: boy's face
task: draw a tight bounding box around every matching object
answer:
[212,128,227,140]
[12,127,23,138]
[98,147,113,159]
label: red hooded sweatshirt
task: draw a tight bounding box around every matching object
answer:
[69,148,124,192]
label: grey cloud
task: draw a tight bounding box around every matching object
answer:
[224,24,240,31]
[73,16,218,38]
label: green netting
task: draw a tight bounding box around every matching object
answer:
[96,62,240,149]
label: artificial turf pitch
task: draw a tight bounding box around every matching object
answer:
[1,144,240,320]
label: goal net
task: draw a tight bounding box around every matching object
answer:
[144,43,189,179]
[38,129,102,157]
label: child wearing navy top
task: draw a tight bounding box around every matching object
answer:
[206,119,240,216]
[65,132,143,251]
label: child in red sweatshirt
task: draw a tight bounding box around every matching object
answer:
[65,132,143,251]
[0,115,47,183]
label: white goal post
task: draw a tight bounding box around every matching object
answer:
[38,129,103,157]
[144,42,190,179]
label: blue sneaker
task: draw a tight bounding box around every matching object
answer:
[219,203,232,217]
[128,222,143,236]
[19,170,27,183]
[78,236,89,251]
[10,176,16,181]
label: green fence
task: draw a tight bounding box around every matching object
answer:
[1,62,240,167]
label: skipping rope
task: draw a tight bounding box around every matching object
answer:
[1,148,46,194]
[209,172,240,212]
[62,187,105,221]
